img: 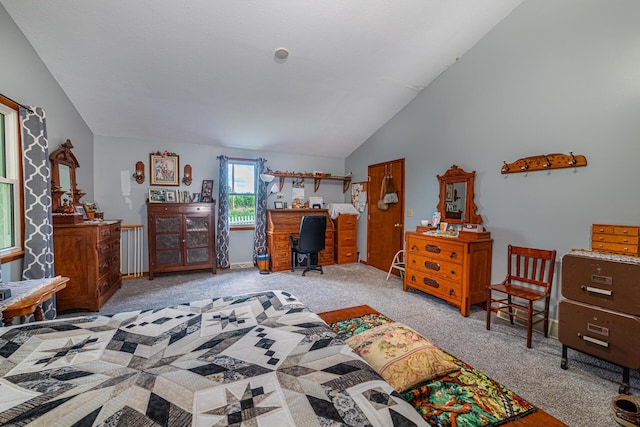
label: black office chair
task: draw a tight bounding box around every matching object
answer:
[290,215,327,276]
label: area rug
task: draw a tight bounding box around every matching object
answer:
[324,309,537,427]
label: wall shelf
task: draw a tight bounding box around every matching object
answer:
[269,172,352,193]
[501,152,587,174]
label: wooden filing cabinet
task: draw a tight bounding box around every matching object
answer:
[334,214,357,264]
[53,220,122,312]
[147,202,216,279]
[591,224,640,257]
[559,251,640,393]
[267,209,334,272]
[404,231,492,317]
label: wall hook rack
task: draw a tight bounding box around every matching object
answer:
[501,152,587,174]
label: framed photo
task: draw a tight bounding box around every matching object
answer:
[445,183,454,202]
[165,190,177,202]
[201,180,214,203]
[148,188,166,203]
[74,204,89,220]
[273,201,284,209]
[150,154,179,186]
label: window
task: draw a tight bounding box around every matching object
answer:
[228,161,256,226]
[0,97,22,260]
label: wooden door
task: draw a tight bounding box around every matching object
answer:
[367,159,405,272]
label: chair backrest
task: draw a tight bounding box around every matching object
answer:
[506,245,557,295]
[297,216,327,253]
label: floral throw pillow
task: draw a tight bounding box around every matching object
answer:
[346,322,459,393]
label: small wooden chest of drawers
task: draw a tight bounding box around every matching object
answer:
[334,214,357,264]
[592,224,640,257]
[404,231,492,317]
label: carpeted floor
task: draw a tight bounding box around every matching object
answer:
[60,263,638,426]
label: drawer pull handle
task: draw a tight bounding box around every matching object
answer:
[578,333,609,348]
[425,244,441,254]
[449,289,454,296]
[581,285,613,296]
[423,277,440,288]
[424,261,440,271]
[450,251,457,259]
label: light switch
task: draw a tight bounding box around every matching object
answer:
[407,209,413,217]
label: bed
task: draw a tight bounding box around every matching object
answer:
[0,290,427,426]
[0,291,565,426]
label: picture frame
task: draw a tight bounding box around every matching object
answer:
[445,183,454,202]
[150,154,179,186]
[73,204,89,220]
[165,190,177,203]
[201,179,214,203]
[273,201,284,209]
[148,188,166,203]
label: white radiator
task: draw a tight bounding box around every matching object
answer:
[120,224,144,279]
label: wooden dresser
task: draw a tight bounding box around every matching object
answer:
[53,220,122,312]
[333,214,358,264]
[559,251,640,393]
[591,224,640,257]
[404,231,492,317]
[267,209,334,272]
[147,202,216,279]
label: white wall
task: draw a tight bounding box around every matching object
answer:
[346,0,640,319]
[93,135,346,270]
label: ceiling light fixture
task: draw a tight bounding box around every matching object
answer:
[274,47,289,63]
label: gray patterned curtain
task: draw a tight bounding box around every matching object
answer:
[253,158,268,263]
[216,155,230,269]
[19,106,56,319]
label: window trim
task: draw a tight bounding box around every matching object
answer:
[0,95,24,263]
[228,159,257,228]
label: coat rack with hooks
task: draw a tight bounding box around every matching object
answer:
[501,152,587,174]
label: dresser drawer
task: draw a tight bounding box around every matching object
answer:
[407,236,464,265]
[591,241,638,256]
[405,270,462,304]
[407,252,463,283]
[562,254,640,315]
[592,234,639,244]
[337,229,356,245]
[558,300,640,369]
[592,224,615,235]
[336,214,357,229]
[336,248,357,264]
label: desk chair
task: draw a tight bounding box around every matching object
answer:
[486,245,557,348]
[290,216,326,276]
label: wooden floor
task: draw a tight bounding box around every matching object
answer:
[317,304,568,427]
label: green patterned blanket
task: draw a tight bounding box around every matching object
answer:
[328,313,536,427]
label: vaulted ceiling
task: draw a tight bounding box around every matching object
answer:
[2,0,523,157]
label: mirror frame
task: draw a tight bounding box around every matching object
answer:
[50,139,81,213]
[436,164,482,225]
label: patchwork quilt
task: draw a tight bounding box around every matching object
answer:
[0,291,429,426]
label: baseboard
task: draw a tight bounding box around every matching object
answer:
[496,309,559,339]
[230,262,255,269]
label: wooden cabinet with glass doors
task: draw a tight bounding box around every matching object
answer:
[147,202,216,279]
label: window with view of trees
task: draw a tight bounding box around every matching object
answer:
[228,161,256,226]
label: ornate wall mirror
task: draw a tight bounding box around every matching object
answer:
[50,139,83,213]
[436,164,482,224]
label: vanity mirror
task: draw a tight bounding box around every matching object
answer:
[50,139,84,213]
[436,165,482,225]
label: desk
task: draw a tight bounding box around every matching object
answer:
[267,209,334,272]
[1,276,69,326]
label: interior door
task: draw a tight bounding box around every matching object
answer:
[367,159,405,273]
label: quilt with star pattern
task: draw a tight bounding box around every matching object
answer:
[0,290,429,426]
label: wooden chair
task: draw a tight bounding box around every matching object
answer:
[386,249,405,281]
[486,245,557,348]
